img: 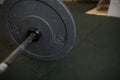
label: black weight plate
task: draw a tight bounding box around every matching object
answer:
[0,0,76,60]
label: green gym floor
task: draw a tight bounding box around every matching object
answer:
[0,2,120,80]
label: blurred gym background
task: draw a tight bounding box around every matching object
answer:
[0,0,119,17]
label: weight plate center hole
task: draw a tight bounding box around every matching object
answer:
[26,28,41,42]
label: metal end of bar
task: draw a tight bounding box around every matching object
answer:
[0,62,8,74]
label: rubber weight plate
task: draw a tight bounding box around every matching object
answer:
[0,0,76,60]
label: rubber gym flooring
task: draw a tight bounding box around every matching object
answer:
[0,2,120,80]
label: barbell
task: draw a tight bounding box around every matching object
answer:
[0,0,76,74]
